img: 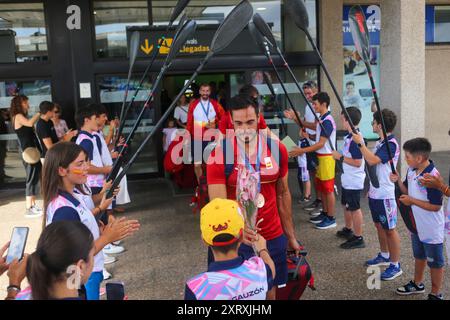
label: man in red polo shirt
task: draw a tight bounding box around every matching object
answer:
[207,94,301,300]
[186,83,225,183]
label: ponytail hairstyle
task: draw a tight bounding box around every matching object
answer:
[41,142,87,224]
[26,220,94,300]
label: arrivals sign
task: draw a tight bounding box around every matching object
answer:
[127,24,262,58]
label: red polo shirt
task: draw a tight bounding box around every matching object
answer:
[207,137,288,240]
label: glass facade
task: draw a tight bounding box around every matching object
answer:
[94,0,148,58]
[0,2,48,63]
[98,75,158,174]
[283,0,317,52]
[0,80,51,182]
[250,67,318,145]
[426,5,450,43]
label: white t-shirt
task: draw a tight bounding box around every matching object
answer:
[297,139,308,168]
[193,99,216,126]
[406,163,445,244]
[304,104,331,137]
[368,135,400,200]
[315,112,336,155]
[163,127,178,152]
[174,105,189,124]
[341,132,366,190]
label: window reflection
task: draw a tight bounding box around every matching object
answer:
[94,1,148,58]
[0,79,52,182]
[284,0,317,52]
[0,3,48,63]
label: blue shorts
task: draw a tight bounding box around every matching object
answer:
[411,233,445,268]
[297,166,310,183]
[238,234,288,287]
[85,271,104,300]
[368,198,398,230]
[306,152,318,172]
[341,188,362,211]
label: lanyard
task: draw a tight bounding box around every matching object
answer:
[238,137,262,192]
[199,99,211,119]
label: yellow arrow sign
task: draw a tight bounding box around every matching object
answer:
[140,39,153,55]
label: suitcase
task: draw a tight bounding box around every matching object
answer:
[276,246,315,300]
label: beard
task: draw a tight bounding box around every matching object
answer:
[201,94,210,101]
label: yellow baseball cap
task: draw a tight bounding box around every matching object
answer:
[200,198,244,246]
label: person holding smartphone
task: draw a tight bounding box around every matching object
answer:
[1,242,29,300]
[41,141,140,300]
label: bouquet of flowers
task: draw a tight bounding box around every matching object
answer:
[236,164,260,230]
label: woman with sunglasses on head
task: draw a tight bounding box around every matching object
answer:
[41,141,140,300]
[51,103,77,141]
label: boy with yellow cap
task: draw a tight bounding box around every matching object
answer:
[184,198,275,300]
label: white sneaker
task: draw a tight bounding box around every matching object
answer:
[103,268,112,280]
[25,206,43,218]
[103,253,117,265]
[112,240,121,246]
[104,244,125,255]
[310,210,323,217]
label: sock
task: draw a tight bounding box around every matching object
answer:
[381,252,390,259]
[391,261,399,268]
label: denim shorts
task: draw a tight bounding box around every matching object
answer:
[411,233,445,268]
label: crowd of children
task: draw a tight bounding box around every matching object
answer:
[0,82,449,301]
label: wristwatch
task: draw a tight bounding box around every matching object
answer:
[339,155,344,162]
[357,142,363,148]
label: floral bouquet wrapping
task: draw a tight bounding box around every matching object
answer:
[236,164,260,231]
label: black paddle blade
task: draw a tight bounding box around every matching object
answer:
[263,72,276,97]
[348,5,371,63]
[128,31,140,65]
[173,13,188,42]
[248,21,269,55]
[169,0,191,25]
[210,0,253,54]
[165,19,196,63]
[286,0,310,31]
[252,13,277,49]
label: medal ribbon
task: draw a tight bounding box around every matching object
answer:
[199,99,211,122]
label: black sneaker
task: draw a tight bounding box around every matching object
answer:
[340,236,366,249]
[336,227,354,240]
[427,293,444,300]
[304,199,322,211]
[396,280,425,296]
[309,212,327,224]
[297,195,312,204]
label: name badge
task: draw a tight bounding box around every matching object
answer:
[264,157,273,169]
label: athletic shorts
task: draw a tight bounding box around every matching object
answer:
[411,233,445,268]
[191,140,215,164]
[315,177,335,194]
[239,234,288,287]
[207,234,288,287]
[368,198,398,230]
[297,166,310,183]
[316,154,335,181]
[306,152,318,171]
[341,188,362,211]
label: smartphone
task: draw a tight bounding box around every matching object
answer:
[106,281,125,300]
[6,227,29,264]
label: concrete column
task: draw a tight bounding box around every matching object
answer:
[380,0,425,172]
[319,0,344,126]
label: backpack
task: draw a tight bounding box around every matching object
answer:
[222,137,285,180]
